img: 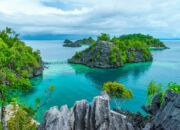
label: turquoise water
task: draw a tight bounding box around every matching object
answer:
[21,40,180,121]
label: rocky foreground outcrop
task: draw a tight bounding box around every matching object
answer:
[39,92,134,130]
[39,90,180,130]
[143,90,180,130]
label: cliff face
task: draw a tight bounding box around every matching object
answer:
[69,41,117,68]
[143,90,180,130]
[39,92,134,130]
[68,41,152,68]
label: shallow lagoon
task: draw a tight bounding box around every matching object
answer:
[22,40,180,121]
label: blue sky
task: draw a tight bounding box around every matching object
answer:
[0,0,180,38]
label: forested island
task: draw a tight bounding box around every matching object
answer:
[63,37,95,47]
[0,28,43,130]
[68,33,166,68]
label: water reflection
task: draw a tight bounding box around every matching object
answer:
[70,62,152,87]
[31,75,43,86]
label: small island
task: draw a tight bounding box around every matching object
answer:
[68,33,166,68]
[63,39,81,47]
[63,37,95,47]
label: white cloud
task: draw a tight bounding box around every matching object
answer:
[0,0,180,37]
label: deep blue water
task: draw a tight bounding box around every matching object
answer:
[21,40,180,121]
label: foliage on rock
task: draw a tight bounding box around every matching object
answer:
[103,81,133,99]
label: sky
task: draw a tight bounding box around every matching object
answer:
[0,0,180,38]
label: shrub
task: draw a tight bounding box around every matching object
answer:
[97,33,110,41]
[147,81,162,104]
[103,81,133,99]
[167,82,180,93]
[74,52,81,58]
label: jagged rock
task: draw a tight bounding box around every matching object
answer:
[144,90,180,130]
[68,41,123,68]
[73,100,90,130]
[39,92,134,130]
[39,90,180,130]
[142,93,162,115]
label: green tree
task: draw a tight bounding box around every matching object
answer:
[7,105,37,130]
[0,28,42,130]
[103,81,133,109]
[146,81,162,105]
[97,33,110,41]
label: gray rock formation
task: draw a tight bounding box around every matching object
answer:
[39,92,134,130]
[39,90,180,130]
[144,90,180,130]
[68,41,122,68]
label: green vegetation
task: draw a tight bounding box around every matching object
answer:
[101,33,153,65]
[119,33,166,48]
[103,81,133,109]
[77,37,96,45]
[146,81,180,105]
[70,33,161,68]
[0,27,42,78]
[0,27,42,130]
[74,52,82,58]
[64,37,95,47]
[103,81,133,99]
[109,45,120,65]
[106,33,163,64]
[147,81,162,104]
[7,105,37,130]
[110,35,154,64]
[97,33,110,41]
[167,82,180,93]
[64,39,73,44]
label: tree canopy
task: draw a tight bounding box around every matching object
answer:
[103,81,133,99]
[0,27,42,130]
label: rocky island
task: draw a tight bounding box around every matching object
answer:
[63,37,95,47]
[63,39,81,47]
[68,33,162,68]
